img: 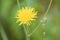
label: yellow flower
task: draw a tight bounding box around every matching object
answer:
[16,7,37,25]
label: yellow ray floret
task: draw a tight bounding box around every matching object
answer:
[16,7,37,25]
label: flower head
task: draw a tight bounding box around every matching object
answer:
[16,7,37,25]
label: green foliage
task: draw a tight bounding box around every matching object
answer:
[0,0,60,40]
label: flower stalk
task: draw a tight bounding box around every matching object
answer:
[23,25,30,40]
[16,0,53,40]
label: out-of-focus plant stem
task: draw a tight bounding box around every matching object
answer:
[1,25,8,40]
[28,24,40,37]
[17,0,30,40]
[27,0,53,39]
[23,25,30,40]
[17,0,20,9]
[44,0,53,16]
[42,0,53,40]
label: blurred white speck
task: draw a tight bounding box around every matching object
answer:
[42,23,45,26]
[40,17,47,23]
[43,17,47,21]
[40,20,43,23]
[43,32,45,35]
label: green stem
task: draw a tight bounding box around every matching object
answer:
[26,36,30,40]
[28,0,52,38]
[42,0,53,40]
[44,0,53,16]
[0,25,8,40]
[28,24,40,36]
[23,25,30,40]
[42,32,45,40]
[17,0,20,9]
[17,0,30,40]
[42,25,45,40]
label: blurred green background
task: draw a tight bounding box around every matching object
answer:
[0,0,60,40]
